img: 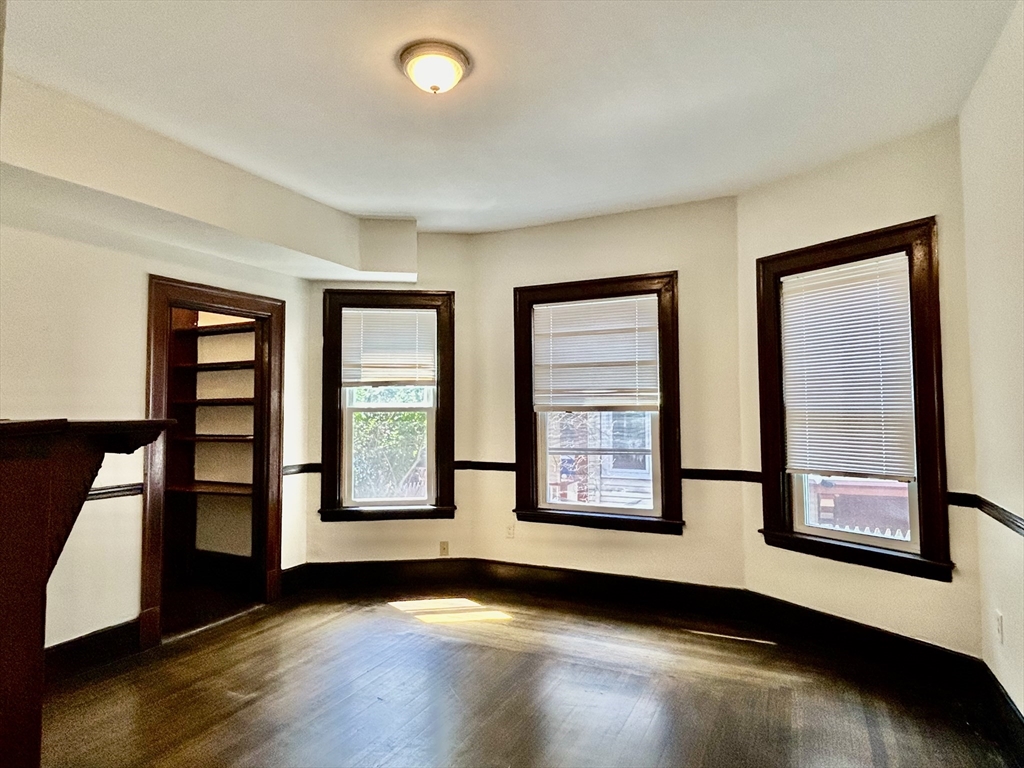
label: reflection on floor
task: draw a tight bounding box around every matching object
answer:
[43,591,1015,767]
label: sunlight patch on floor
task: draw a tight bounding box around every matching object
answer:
[388,597,512,623]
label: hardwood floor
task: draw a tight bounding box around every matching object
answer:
[43,590,1015,768]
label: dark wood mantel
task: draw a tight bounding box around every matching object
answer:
[0,419,171,768]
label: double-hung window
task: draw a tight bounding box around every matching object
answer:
[514,273,682,535]
[320,291,455,521]
[756,218,951,580]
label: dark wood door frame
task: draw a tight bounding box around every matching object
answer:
[143,276,285,648]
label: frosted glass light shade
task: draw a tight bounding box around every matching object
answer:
[399,40,471,94]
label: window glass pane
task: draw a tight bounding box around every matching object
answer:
[795,474,913,544]
[348,385,431,406]
[351,410,428,501]
[544,412,654,512]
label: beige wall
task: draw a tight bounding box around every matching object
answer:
[959,0,1024,712]
[0,223,311,645]
[735,121,982,656]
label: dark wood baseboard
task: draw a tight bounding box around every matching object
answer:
[984,665,1024,765]
[45,619,141,682]
[138,606,161,650]
[281,558,477,597]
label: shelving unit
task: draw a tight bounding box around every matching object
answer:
[147,276,285,644]
[162,309,259,633]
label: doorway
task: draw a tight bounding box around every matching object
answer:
[143,276,284,645]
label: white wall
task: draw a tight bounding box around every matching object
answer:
[959,0,1024,712]
[0,223,311,645]
[736,121,981,656]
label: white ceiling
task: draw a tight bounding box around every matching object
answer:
[3,0,1015,233]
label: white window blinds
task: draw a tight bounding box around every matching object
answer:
[341,308,437,385]
[781,253,916,480]
[533,294,660,411]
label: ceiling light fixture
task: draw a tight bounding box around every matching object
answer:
[399,40,471,95]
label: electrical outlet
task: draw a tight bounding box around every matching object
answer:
[996,610,1004,644]
[505,523,515,539]
[439,541,449,557]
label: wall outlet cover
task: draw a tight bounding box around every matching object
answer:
[505,523,515,539]
[439,540,449,557]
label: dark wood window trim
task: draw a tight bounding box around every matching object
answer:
[756,218,952,581]
[513,272,682,535]
[320,290,456,521]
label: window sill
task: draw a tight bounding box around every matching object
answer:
[515,508,683,535]
[319,505,456,522]
[760,529,953,581]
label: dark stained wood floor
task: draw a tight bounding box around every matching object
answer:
[42,590,1015,768]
